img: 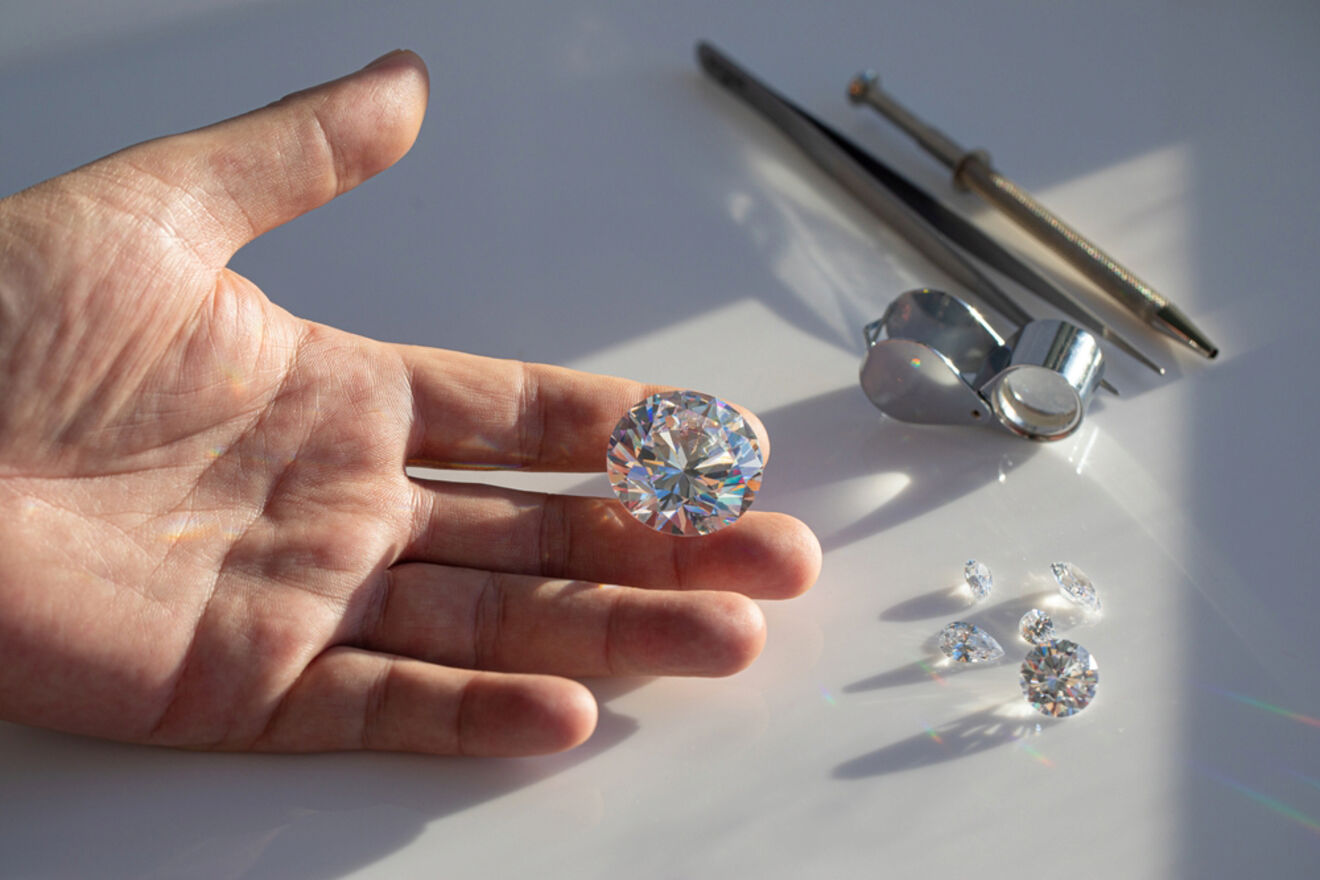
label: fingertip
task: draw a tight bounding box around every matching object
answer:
[700,592,767,676]
[718,513,821,600]
[772,514,822,599]
[362,48,426,75]
[606,589,766,677]
[349,49,431,174]
[463,674,597,756]
[555,679,600,751]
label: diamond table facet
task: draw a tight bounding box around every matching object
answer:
[1019,638,1099,717]
[938,621,1005,663]
[606,390,764,536]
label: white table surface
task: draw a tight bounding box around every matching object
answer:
[2,2,1318,877]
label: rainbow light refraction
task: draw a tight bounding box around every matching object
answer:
[1206,685,1320,729]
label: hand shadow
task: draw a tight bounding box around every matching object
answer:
[0,677,648,880]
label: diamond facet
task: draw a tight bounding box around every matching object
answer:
[1019,638,1099,717]
[1019,609,1056,645]
[1051,562,1101,613]
[606,390,764,536]
[938,621,1005,663]
[963,560,993,601]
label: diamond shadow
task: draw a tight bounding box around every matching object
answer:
[878,586,970,622]
[833,704,1061,779]
[842,658,984,692]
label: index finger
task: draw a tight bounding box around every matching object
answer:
[394,345,770,472]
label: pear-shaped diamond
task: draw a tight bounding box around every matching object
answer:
[963,560,993,602]
[1020,638,1099,717]
[1051,562,1101,613]
[1019,609,1056,645]
[938,621,1005,663]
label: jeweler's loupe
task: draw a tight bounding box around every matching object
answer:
[859,289,1104,441]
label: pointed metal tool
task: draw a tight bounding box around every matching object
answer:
[696,42,1157,383]
[814,117,1164,377]
[848,69,1215,360]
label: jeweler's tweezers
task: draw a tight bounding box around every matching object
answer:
[848,70,1217,360]
[696,42,1162,382]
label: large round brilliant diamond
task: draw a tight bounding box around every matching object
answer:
[1019,639,1099,717]
[606,390,764,536]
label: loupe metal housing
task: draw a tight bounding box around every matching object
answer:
[860,289,1104,441]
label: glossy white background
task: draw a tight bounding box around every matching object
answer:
[1,2,1317,877]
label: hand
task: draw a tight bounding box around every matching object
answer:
[0,51,820,756]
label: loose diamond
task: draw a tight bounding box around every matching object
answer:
[1019,639,1099,717]
[1019,609,1056,645]
[938,622,1005,663]
[1051,562,1102,613]
[963,560,993,601]
[606,390,764,536]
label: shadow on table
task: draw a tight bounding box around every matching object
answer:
[841,656,974,691]
[832,703,1058,779]
[0,678,648,880]
[877,585,970,623]
[753,386,1039,554]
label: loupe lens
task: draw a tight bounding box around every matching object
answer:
[988,366,1082,440]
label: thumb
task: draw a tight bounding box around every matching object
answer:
[93,49,429,267]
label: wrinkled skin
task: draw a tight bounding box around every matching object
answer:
[0,52,820,756]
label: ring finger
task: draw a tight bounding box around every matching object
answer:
[359,562,767,677]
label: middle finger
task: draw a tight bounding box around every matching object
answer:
[405,479,819,600]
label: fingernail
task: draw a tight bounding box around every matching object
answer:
[363,49,410,70]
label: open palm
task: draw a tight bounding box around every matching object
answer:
[0,52,819,756]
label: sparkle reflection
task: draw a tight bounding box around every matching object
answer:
[917,660,948,686]
[1204,685,1320,729]
[1195,763,1320,836]
[1062,423,1099,476]
[155,513,247,543]
[219,362,247,397]
[1293,773,1320,794]
[157,514,217,543]
[1014,739,1055,768]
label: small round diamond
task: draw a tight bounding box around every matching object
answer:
[1019,609,1056,645]
[963,560,993,601]
[606,390,763,536]
[1019,639,1098,717]
[938,621,1004,663]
